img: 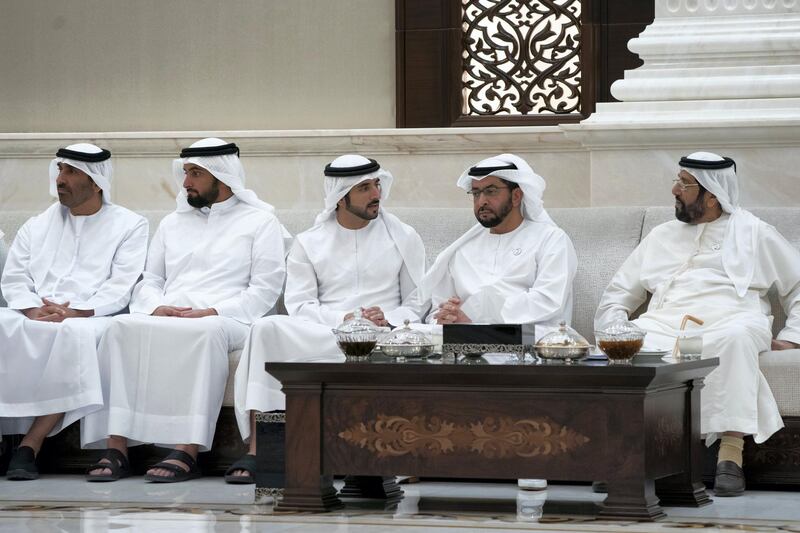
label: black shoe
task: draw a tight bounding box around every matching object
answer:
[714,460,745,497]
[6,446,38,480]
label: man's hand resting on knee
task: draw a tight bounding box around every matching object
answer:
[771,339,800,351]
[152,306,217,318]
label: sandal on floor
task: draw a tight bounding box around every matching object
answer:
[144,449,201,483]
[6,446,38,481]
[224,454,256,485]
[85,449,131,482]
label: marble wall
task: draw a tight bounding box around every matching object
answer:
[0,129,590,212]
[2,0,799,214]
[2,126,798,214]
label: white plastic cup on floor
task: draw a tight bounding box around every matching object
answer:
[517,489,547,521]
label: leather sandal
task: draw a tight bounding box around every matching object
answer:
[85,449,131,482]
[144,449,201,483]
[6,446,38,480]
[224,454,256,485]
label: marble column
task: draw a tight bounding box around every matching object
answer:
[574,0,800,134]
[561,0,800,207]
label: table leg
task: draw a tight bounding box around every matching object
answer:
[340,475,404,502]
[656,378,712,507]
[599,477,665,520]
[274,384,343,512]
[255,411,285,493]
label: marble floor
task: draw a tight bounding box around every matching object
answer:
[0,476,799,532]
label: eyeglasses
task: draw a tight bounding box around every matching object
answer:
[467,186,509,200]
[672,178,700,192]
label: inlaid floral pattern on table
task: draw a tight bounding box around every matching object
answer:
[338,414,590,459]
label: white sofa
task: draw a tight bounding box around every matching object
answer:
[2,206,799,483]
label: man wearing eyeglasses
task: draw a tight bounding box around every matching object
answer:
[422,153,578,492]
[595,152,800,497]
[424,153,576,329]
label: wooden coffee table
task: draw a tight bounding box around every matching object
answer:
[265,353,717,520]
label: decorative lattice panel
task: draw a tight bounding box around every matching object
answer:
[462,0,583,116]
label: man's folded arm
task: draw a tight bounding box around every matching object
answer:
[130,225,168,315]
[764,227,800,347]
[1,221,43,310]
[500,230,577,325]
[213,216,287,323]
[79,217,149,317]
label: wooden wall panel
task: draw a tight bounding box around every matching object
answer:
[396,0,654,127]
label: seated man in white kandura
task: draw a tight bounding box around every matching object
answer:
[423,154,578,491]
[82,138,288,483]
[595,152,800,497]
[226,154,427,483]
[1,144,148,480]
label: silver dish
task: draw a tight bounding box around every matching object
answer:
[534,344,590,362]
[377,343,435,358]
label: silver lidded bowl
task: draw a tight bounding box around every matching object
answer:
[331,309,381,357]
[534,321,590,363]
[376,319,435,358]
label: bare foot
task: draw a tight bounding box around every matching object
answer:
[87,458,113,478]
[146,458,191,479]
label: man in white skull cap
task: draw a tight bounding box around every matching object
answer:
[423,153,578,491]
[83,138,287,483]
[0,144,148,480]
[226,154,426,483]
[595,152,800,496]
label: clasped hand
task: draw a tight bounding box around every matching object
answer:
[22,298,93,322]
[152,306,217,318]
[343,306,388,327]
[433,297,471,325]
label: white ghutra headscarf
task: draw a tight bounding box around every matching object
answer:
[456,153,554,225]
[299,154,423,288]
[313,154,395,226]
[679,151,758,298]
[48,143,113,204]
[172,137,291,243]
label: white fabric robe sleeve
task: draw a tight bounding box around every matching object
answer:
[129,225,168,315]
[284,240,347,328]
[0,232,6,307]
[425,268,458,324]
[594,236,650,330]
[212,216,286,323]
[761,227,800,345]
[384,255,427,327]
[75,217,148,317]
[0,219,41,310]
[464,230,577,324]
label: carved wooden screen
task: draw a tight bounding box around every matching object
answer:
[461,0,584,121]
[396,0,653,128]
